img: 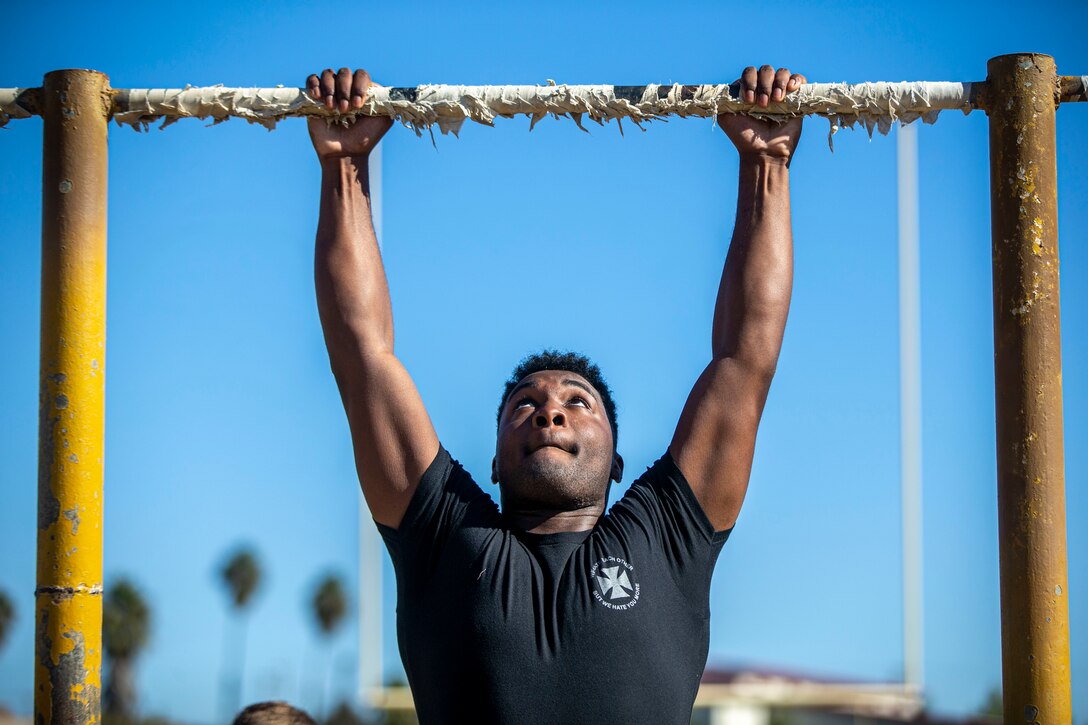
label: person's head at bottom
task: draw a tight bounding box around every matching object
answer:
[232,701,317,725]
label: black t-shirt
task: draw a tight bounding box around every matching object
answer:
[377,446,730,725]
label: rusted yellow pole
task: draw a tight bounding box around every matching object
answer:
[986,53,1071,721]
[36,69,109,724]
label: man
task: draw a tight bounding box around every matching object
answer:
[307,64,805,724]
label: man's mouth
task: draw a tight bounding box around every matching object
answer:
[527,440,576,455]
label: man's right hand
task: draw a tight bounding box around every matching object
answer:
[306,68,393,160]
[718,65,805,167]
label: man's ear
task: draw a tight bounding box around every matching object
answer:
[611,453,624,484]
[491,456,499,485]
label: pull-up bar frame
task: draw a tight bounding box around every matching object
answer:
[9,53,1080,722]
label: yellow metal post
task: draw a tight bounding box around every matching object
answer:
[36,69,109,724]
[986,53,1071,721]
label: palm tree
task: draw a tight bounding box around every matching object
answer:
[312,575,347,637]
[222,548,261,611]
[311,574,348,718]
[219,546,262,718]
[102,578,151,721]
[0,589,14,652]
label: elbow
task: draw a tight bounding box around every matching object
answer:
[712,327,785,382]
[713,299,789,377]
[745,344,782,388]
[705,355,778,402]
[743,358,779,395]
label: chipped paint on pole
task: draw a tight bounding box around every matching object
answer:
[986,53,1071,721]
[36,69,109,724]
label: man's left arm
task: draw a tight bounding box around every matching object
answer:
[670,65,806,532]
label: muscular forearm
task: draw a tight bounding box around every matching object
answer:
[712,155,794,373]
[314,154,394,370]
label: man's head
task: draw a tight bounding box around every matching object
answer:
[232,702,316,725]
[492,351,623,512]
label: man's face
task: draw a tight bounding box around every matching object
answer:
[493,370,621,512]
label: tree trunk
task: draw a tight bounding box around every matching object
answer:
[104,656,137,720]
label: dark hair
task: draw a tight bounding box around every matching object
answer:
[497,350,618,446]
[232,702,317,725]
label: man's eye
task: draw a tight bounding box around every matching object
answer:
[515,398,535,409]
[569,396,589,408]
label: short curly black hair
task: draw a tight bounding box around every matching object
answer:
[232,702,317,725]
[497,350,618,446]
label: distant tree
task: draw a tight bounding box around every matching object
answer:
[219,546,263,718]
[768,711,798,725]
[312,575,347,637]
[311,574,348,717]
[978,686,1003,719]
[222,548,262,610]
[0,589,14,653]
[102,578,151,721]
[325,701,367,725]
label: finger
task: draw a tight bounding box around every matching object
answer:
[320,68,336,110]
[306,74,321,102]
[351,68,372,110]
[773,68,791,102]
[757,65,774,108]
[336,67,353,113]
[787,73,808,92]
[741,66,757,105]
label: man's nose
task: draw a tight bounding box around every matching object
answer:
[534,404,566,428]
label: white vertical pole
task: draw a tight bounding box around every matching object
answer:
[897,122,925,692]
[359,145,384,703]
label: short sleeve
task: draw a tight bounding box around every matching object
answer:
[375,445,499,589]
[603,450,730,610]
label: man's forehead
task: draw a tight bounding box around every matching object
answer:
[510,370,600,399]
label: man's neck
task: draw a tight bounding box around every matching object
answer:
[504,504,606,534]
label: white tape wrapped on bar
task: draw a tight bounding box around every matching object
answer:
[1,82,975,138]
[0,88,35,126]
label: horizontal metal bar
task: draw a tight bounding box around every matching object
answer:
[2,77,1083,134]
[1060,74,1088,102]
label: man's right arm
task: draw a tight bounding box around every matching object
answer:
[309,67,439,529]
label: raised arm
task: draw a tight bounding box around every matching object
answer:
[309,68,439,528]
[670,65,805,532]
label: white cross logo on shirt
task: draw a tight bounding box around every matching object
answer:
[595,565,633,600]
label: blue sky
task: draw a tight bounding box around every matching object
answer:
[0,0,1085,721]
